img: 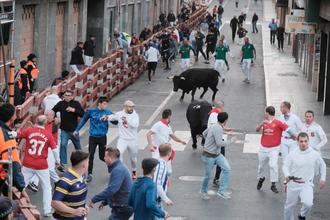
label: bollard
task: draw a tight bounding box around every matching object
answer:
[8,60,15,105]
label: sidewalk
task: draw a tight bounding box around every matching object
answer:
[262,0,330,160]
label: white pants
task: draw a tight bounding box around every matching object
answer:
[257,147,280,182]
[31,149,60,185]
[70,65,81,74]
[84,55,93,66]
[181,58,191,71]
[241,58,252,81]
[117,138,138,170]
[214,59,226,79]
[284,182,313,220]
[281,138,298,162]
[22,166,52,214]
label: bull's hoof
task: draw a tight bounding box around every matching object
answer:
[192,144,197,150]
[199,96,203,99]
[180,98,184,102]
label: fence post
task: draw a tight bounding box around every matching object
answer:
[8,60,15,105]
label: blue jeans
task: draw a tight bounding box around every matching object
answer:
[201,154,231,194]
[60,130,81,164]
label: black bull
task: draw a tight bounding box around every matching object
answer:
[169,68,220,101]
[186,100,212,149]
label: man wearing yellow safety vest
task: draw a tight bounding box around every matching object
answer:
[0,103,30,202]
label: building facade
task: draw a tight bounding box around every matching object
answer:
[276,0,330,115]
[1,0,180,90]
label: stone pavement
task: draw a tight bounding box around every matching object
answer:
[262,0,330,160]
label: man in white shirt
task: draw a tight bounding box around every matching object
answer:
[300,110,327,152]
[279,101,303,160]
[283,132,326,220]
[105,100,139,179]
[145,43,160,83]
[146,109,186,175]
[42,86,62,111]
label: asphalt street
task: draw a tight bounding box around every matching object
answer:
[28,0,330,219]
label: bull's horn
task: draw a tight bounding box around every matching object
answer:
[180,77,185,80]
[167,75,174,79]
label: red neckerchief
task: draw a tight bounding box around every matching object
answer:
[208,107,221,115]
[160,118,169,126]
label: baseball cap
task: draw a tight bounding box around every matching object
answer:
[0,197,18,218]
[142,158,159,174]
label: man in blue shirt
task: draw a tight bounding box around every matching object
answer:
[268,18,277,45]
[89,147,133,220]
[129,158,170,220]
[74,96,116,183]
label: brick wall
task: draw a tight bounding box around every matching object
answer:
[55,2,65,77]
[19,5,35,61]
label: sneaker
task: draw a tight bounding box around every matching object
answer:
[205,60,210,64]
[243,78,248,82]
[57,164,65,173]
[257,177,265,190]
[246,80,250,84]
[86,174,93,183]
[27,182,38,192]
[270,184,279,193]
[164,67,171,70]
[217,191,231,199]
[227,66,230,71]
[201,192,211,200]
[222,78,225,83]
[44,212,53,217]
[192,144,197,150]
[132,171,137,180]
[298,215,306,220]
[213,179,219,186]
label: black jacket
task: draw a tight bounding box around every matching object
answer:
[195,32,205,48]
[230,17,239,30]
[206,33,217,47]
[52,100,84,132]
[83,39,96,56]
[252,14,258,22]
[69,46,84,65]
[277,27,285,40]
[167,13,176,22]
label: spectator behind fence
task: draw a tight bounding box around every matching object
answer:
[167,10,176,26]
[70,42,85,74]
[139,27,152,41]
[130,33,140,46]
[42,86,62,111]
[51,70,70,86]
[26,53,39,92]
[16,60,29,102]
[83,35,96,66]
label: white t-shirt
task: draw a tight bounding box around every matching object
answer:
[151,121,173,158]
[207,112,218,128]
[279,113,303,138]
[300,122,327,151]
[145,47,160,62]
[42,94,61,111]
[108,110,139,140]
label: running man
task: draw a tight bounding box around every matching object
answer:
[179,39,196,71]
[279,101,303,161]
[103,100,140,179]
[256,106,295,194]
[283,132,326,220]
[213,39,229,83]
[239,37,256,84]
[300,110,327,152]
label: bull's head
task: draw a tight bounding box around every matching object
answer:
[168,75,185,92]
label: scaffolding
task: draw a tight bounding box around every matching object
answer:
[0,0,15,103]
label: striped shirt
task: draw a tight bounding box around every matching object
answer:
[52,168,88,220]
[153,159,169,202]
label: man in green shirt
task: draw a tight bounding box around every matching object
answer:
[240,37,256,84]
[179,39,196,71]
[213,39,229,83]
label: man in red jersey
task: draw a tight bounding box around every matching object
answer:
[256,106,296,194]
[18,115,60,217]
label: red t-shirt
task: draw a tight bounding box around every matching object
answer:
[45,122,58,145]
[261,119,288,147]
[19,127,56,170]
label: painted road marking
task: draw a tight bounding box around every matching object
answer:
[243,134,261,154]
[145,91,175,126]
[138,129,149,150]
[169,130,191,151]
[179,176,203,181]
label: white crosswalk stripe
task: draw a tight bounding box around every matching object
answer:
[138,129,149,150]
[169,130,191,151]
